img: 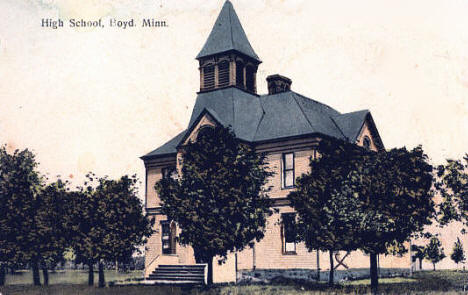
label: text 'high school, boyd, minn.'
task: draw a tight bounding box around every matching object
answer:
[41,18,167,30]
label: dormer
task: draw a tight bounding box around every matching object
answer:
[196,1,261,94]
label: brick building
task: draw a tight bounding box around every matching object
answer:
[141,0,409,283]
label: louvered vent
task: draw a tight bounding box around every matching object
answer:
[203,65,215,90]
[218,61,230,87]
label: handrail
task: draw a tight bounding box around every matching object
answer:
[146,254,160,275]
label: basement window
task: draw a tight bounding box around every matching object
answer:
[281,213,296,254]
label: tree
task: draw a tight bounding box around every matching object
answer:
[425,237,446,271]
[70,174,153,287]
[436,155,468,230]
[411,245,425,270]
[155,125,273,284]
[0,146,43,286]
[450,237,465,270]
[357,146,435,292]
[289,138,435,291]
[33,179,71,286]
[287,138,365,286]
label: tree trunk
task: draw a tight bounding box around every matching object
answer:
[207,256,213,285]
[316,250,320,281]
[433,263,436,271]
[42,264,49,286]
[419,258,422,270]
[370,253,378,294]
[328,250,334,286]
[32,258,41,286]
[88,260,94,286]
[0,263,5,286]
[98,261,105,288]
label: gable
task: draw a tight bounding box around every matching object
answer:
[356,114,385,151]
[182,112,218,146]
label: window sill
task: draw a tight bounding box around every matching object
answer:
[162,254,178,257]
[282,252,297,256]
[281,186,295,190]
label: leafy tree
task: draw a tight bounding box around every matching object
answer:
[450,237,465,270]
[425,237,446,270]
[436,155,468,230]
[411,245,425,270]
[156,125,273,284]
[70,174,153,287]
[33,179,71,286]
[289,138,435,290]
[287,139,365,286]
[357,146,435,291]
[0,146,43,285]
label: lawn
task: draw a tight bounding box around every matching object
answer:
[1,270,468,294]
[3,269,143,285]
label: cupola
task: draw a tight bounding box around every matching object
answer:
[196,1,261,94]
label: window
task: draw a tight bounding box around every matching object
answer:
[218,61,230,87]
[162,166,177,180]
[236,61,244,88]
[161,221,176,254]
[203,65,215,90]
[282,153,295,188]
[363,136,371,150]
[245,65,255,92]
[281,213,296,254]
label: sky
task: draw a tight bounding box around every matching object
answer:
[0,0,467,196]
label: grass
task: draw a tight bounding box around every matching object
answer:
[3,269,143,285]
[1,270,468,294]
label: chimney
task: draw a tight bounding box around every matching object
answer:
[266,74,292,95]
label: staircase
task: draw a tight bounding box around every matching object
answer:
[146,264,207,285]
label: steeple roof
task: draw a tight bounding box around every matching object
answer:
[196,1,261,62]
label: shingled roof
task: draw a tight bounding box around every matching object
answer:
[141,88,382,159]
[196,0,260,62]
[141,1,383,160]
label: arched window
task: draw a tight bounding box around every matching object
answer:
[196,125,215,141]
[218,60,230,87]
[363,136,371,150]
[245,65,255,92]
[203,65,215,90]
[236,61,244,88]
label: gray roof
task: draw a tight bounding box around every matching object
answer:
[333,110,370,142]
[196,0,260,62]
[141,130,187,159]
[142,88,380,159]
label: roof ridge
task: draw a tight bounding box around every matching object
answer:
[253,95,266,141]
[291,92,315,131]
[228,1,235,50]
[329,116,348,141]
[292,91,341,115]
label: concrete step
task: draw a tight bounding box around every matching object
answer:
[146,264,207,285]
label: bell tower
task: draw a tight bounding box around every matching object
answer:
[196,1,261,94]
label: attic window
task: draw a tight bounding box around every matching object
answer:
[363,136,371,150]
[236,61,244,88]
[218,61,230,87]
[203,65,215,90]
